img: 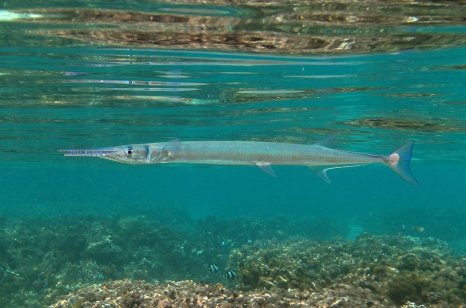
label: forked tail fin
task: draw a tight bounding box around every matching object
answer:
[385,141,418,185]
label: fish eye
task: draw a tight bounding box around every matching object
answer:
[124,146,133,156]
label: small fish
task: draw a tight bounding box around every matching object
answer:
[224,269,236,280]
[414,226,425,233]
[208,264,218,274]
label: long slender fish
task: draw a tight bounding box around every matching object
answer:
[61,137,417,184]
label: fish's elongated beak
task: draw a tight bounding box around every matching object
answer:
[60,148,118,157]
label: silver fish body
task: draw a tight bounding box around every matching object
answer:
[61,138,417,184]
[150,141,383,166]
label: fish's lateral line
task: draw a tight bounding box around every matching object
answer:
[61,139,417,184]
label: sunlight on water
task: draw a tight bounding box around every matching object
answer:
[0,47,465,163]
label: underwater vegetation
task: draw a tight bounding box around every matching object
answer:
[0,208,464,307]
[51,234,465,307]
[357,205,466,247]
[0,214,193,306]
[233,234,465,306]
[0,211,346,306]
[52,279,378,308]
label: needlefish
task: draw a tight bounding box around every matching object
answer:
[61,137,418,184]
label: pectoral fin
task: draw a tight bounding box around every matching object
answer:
[256,162,276,178]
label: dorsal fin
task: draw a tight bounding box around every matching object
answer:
[314,135,336,148]
[164,139,181,152]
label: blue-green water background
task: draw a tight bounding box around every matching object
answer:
[1,3,465,249]
[1,4,466,306]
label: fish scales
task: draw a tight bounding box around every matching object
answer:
[61,139,418,184]
[169,142,377,166]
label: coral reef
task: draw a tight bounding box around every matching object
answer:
[0,210,464,307]
[0,214,195,306]
[233,234,465,307]
[50,235,465,307]
[48,279,390,308]
[0,212,346,306]
[357,205,466,243]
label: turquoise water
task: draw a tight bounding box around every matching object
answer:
[2,46,465,222]
[0,2,465,306]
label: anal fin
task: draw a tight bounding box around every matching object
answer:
[316,168,331,183]
[309,164,366,184]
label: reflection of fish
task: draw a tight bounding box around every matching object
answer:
[224,269,236,280]
[62,137,417,184]
[208,264,218,274]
